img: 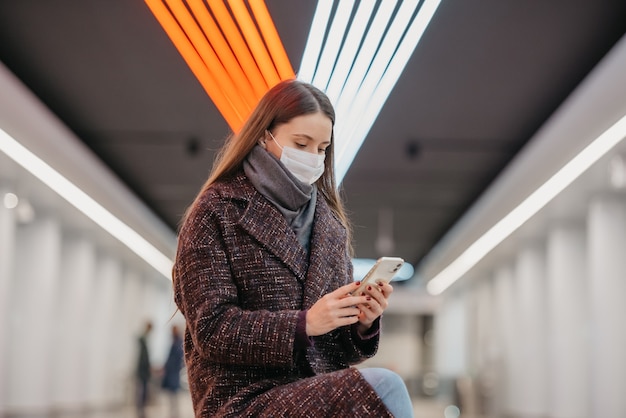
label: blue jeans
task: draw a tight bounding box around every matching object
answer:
[360,368,414,418]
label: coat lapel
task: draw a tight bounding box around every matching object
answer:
[302,197,351,308]
[234,177,309,282]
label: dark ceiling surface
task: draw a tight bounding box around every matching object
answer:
[1,1,626,282]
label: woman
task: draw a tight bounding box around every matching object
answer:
[161,325,184,417]
[173,79,413,417]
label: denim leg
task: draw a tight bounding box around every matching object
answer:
[360,367,414,418]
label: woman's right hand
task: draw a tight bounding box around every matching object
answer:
[305,282,369,336]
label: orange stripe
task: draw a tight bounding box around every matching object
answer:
[186,0,258,109]
[227,0,280,87]
[144,0,243,131]
[207,0,268,98]
[166,0,251,120]
[248,0,295,81]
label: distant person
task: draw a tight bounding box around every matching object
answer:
[161,324,184,418]
[172,79,413,417]
[136,321,153,418]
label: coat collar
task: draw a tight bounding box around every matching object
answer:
[225,174,309,281]
[219,173,349,302]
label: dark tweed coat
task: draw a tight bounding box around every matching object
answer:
[173,171,394,417]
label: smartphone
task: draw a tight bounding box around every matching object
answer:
[353,257,404,295]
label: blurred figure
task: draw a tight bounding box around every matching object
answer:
[136,321,153,418]
[161,324,184,418]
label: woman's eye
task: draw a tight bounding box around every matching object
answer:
[296,143,307,148]
[318,148,327,154]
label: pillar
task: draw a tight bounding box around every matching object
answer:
[85,254,123,408]
[0,187,17,413]
[545,223,589,418]
[514,243,548,417]
[52,234,96,409]
[6,215,62,413]
[434,291,467,402]
[492,264,517,417]
[587,194,626,417]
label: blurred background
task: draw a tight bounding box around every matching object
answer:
[1,1,626,417]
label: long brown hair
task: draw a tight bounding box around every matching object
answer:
[182,79,352,247]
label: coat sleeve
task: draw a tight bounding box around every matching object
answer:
[173,199,299,369]
[307,247,381,371]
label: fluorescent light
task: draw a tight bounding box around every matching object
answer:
[299,0,441,183]
[311,0,355,90]
[338,0,442,180]
[248,0,296,81]
[336,0,439,181]
[298,0,334,82]
[427,113,626,295]
[3,192,18,209]
[0,128,174,279]
[146,0,295,132]
[324,0,377,104]
[144,0,245,130]
[330,0,396,112]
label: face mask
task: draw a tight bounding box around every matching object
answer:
[267,131,326,184]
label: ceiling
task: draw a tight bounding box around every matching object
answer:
[1,1,625,286]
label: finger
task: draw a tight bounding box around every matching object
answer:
[335,281,362,296]
[370,282,392,299]
[337,306,362,318]
[377,281,393,295]
[336,294,369,308]
[358,306,377,323]
[362,285,384,301]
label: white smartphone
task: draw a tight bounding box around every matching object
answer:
[353,257,404,295]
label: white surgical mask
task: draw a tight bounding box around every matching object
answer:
[267,131,325,184]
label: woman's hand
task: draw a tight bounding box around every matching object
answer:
[306,282,369,336]
[356,281,393,333]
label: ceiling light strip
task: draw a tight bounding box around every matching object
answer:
[187,0,259,108]
[207,0,269,96]
[166,0,252,115]
[334,0,422,179]
[338,0,441,180]
[335,0,420,142]
[145,0,244,129]
[0,128,174,279]
[331,0,397,117]
[311,0,355,90]
[248,0,295,80]
[427,113,626,295]
[324,0,377,104]
[298,0,334,83]
[227,0,280,87]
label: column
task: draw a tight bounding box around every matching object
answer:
[142,276,174,367]
[434,291,467,402]
[492,264,516,417]
[545,224,589,418]
[514,243,548,418]
[587,194,626,417]
[120,269,145,385]
[473,275,499,417]
[52,234,96,409]
[85,254,122,408]
[0,188,17,413]
[6,215,62,413]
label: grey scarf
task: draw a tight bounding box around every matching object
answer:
[243,145,317,253]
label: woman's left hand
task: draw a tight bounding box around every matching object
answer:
[356,281,393,333]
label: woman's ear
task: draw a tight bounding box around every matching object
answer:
[258,131,269,148]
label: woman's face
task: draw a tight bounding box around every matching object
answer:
[265,111,332,159]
